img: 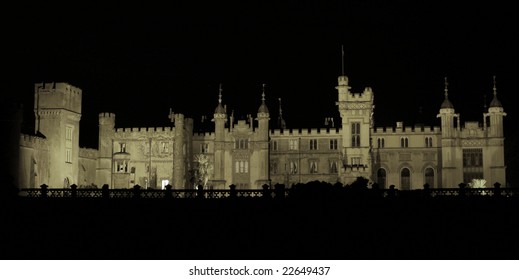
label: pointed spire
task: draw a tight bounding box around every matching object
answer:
[218,83,223,104]
[341,44,345,76]
[258,83,269,114]
[440,77,454,109]
[214,83,226,114]
[489,75,503,108]
[278,97,286,129]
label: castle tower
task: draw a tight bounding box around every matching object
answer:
[34,82,82,188]
[484,76,507,185]
[436,77,460,187]
[255,84,270,186]
[173,113,186,188]
[212,84,227,188]
[335,48,374,184]
[97,112,115,187]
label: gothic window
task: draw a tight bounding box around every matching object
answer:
[425,137,433,148]
[120,142,126,153]
[309,160,318,173]
[271,140,278,151]
[377,138,385,148]
[235,161,249,173]
[463,148,483,183]
[329,160,338,174]
[161,142,168,153]
[351,157,361,166]
[289,160,298,174]
[65,148,72,163]
[309,139,318,150]
[401,168,411,190]
[201,143,209,153]
[236,139,249,149]
[400,137,409,148]
[270,160,278,174]
[329,139,338,150]
[425,167,434,188]
[351,122,361,147]
[289,139,299,150]
[377,168,386,189]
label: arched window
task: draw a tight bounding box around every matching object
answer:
[401,137,409,148]
[400,168,411,190]
[425,168,434,188]
[377,168,386,189]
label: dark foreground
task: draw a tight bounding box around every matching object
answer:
[1,195,518,260]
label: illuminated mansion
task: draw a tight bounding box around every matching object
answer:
[16,73,506,190]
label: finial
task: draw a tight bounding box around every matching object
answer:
[341,44,345,76]
[444,77,449,98]
[262,83,266,101]
[218,83,223,104]
[493,75,497,97]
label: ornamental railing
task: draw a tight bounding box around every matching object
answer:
[16,183,519,199]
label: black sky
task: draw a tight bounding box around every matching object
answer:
[4,1,517,148]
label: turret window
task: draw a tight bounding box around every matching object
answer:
[351,122,361,147]
[120,142,126,153]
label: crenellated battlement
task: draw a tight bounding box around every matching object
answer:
[20,133,48,149]
[115,126,174,133]
[113,126,175,138]
[99,112,116,118]
[373,126,441,134]
[35,82,82,95]
[270,127,341,136]
[193,132,215,138]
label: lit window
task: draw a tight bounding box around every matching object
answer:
[289,139,299,150]
[309,139,318,150]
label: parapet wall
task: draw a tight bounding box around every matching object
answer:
[373,126,441,134]
[114,126,175,138]
[270,127,341,136]
[79,147,98,159]
[20,134,48,149]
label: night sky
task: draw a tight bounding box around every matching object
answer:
[4,1,517,149]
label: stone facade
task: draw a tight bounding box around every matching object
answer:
[17,74,507,190]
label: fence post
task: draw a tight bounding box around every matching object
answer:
[423,183,430,197]
[70,184,78,198]
[197,185,204,199]
[494,182,501,197]
[40,184,48,198]
[274,183,285,199]
[102,184,109,199]
[458,182,466,197]
[262,184,271,199]
[388,185,396,198]
[165,184,173,199]
[133,185,141,199]
[229,184,237,199]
